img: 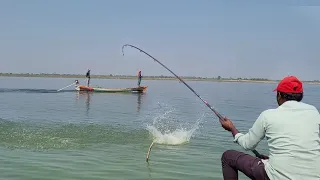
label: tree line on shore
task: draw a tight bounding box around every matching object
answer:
[0,72,319,82]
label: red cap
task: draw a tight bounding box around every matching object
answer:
[273,76,303,93]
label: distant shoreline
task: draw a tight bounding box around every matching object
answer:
[1,73,320,85]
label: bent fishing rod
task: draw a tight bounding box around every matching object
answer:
[121,44,262,158]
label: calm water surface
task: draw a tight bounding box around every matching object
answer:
[0,77,319,180]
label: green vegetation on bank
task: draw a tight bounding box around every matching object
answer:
[1,73,319,84]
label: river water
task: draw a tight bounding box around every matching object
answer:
[0,77,319,180]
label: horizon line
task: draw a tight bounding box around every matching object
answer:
[1,72,320,82]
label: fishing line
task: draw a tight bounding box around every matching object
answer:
[122,44,262,161]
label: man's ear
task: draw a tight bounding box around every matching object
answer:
[277,92,281,101]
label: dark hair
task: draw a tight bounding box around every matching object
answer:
[279,92,303,102]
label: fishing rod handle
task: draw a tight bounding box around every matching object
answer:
[252,149,263,158]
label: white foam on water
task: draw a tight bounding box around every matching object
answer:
[146,105,204,145]
[146,124,199,145]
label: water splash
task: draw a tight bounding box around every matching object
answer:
[146,122,200,145]
[146,105,204,145]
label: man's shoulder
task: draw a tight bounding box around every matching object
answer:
[261,101,319,116]
[253,109,276,124]
[299,102,319,111]
[257,108,283,120]
[260,108,277,116]
[286,101,319,112]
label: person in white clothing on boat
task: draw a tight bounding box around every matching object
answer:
[219,76,320,180]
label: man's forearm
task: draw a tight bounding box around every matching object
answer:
[230,126,240,137]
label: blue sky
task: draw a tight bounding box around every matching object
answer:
[0,1,319,80]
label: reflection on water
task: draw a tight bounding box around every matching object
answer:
[147,163,152,180]
[75,91,145,114]
[136,93,142,112]
[76,91,92,116]
[85,92,91,115]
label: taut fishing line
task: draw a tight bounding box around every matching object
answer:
[121,44,262,162]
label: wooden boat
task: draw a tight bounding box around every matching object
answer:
[75,85,148,93]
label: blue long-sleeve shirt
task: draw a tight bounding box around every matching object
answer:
[234,101,320,180]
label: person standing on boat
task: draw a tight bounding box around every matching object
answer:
[86,69,91,87]
[137,70,142,87]
[219,76,320,180]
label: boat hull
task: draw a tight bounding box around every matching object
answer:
[75,85,148,93]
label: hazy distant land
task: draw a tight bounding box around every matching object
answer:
[1,73,320,85]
